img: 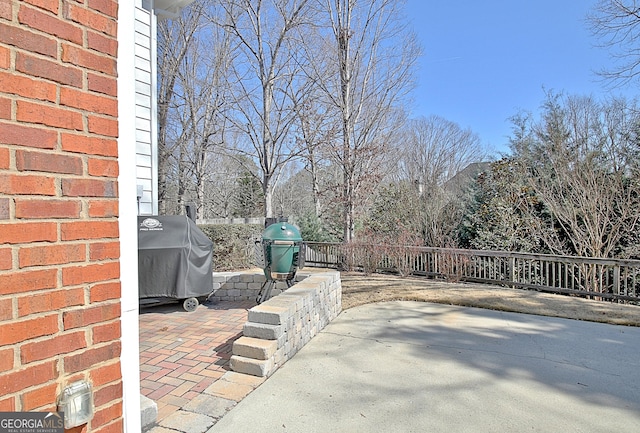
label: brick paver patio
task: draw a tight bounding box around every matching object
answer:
[139,299,255,422]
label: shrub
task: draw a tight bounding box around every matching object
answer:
[198,224,263,271]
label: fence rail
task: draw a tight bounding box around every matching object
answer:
[304,242,640,303]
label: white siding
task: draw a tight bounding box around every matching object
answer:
[134,5,155,215]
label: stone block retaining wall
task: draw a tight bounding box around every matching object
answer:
[223,270,342,377]
[211,269,292,302]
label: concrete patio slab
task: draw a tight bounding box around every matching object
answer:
[208,301,640,433]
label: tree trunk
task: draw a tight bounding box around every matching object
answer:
[309,154,322,217]
[264,185,274,218]
[338,5,353,242]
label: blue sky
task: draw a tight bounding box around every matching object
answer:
[404,0,637,154]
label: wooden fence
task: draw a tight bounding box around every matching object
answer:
[304,242,640,303]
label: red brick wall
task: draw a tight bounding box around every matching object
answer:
[0,1,122,431]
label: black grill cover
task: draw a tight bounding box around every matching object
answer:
[138,215,213,300]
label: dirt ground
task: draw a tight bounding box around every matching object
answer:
[339,272,640,327]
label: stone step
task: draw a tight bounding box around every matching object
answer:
[233,336,277,360]
[230,355,275,378]
[243,322,284,340]
[140,394,157,429]
[248,301,294,325]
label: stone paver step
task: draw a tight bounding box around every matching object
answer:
[229,355,275,378]
[232,336,277,360]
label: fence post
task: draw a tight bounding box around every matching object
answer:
[509,256,516,288]
[613,264,620,297]
[434,251,439,276]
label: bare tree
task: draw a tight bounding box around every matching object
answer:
[289,76,341,219]
[396,115,488,247]
[218,0,314,218]
[400,116,487,191]
[174,5,234,220]
[381,117,487,247]
[203,153,240,218]
[202,152,264,218]
[306,0,420,241]
[588,1,640,87]
[157,3,208,214]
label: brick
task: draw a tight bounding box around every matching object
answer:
[0,396,15,412]
[92,400,122,427]
[19,243,85,267]
[0,147,8,169]
[0,247,11,270]
[0,348,13,372]
[15,199,82,219]
[0,21,56,58]
[0,71,57,102]
[0,121,57,149]
[63,303,120,330]
[87,75,117,98]
[0,222,57,244]
[219,371,265,388]
[94,419,123,433]
[0,1,11,20]
[61,220,119,241]
[205,372,259,397]
[16,52,83,88]
[63,341,121,373]
[92,320,120,344]
[23,0,59,14]
[62,43,116,76]
[0,197,8,219]
[0,360,57,395]
[0,46,9,69]
[88,0,118,18]
[88,158,118,177]
[0,314,58,345]
[90,281,121,302]
[61,87,117,116]
[87,30,117,57]
[87,115,118,137]
[61,133,118,157]
[0,96,10,119]
[64,3,117,37]
[16,149,83,174]
[0,173,56,195]
[90,361,121,387]
[88,200,119,218]
[18,287,84,316]
[93,382,122,409]
[62,178,117,197]
[0,296,11,321]
[89,241,119,261]
[62,261,120,286]
[18,5,83,44]
[21,331,87,364]
[17,100,83,131]
[0,268,57,296]
[21,382,59,411]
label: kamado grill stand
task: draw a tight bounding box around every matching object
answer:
[255,222,305,304]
